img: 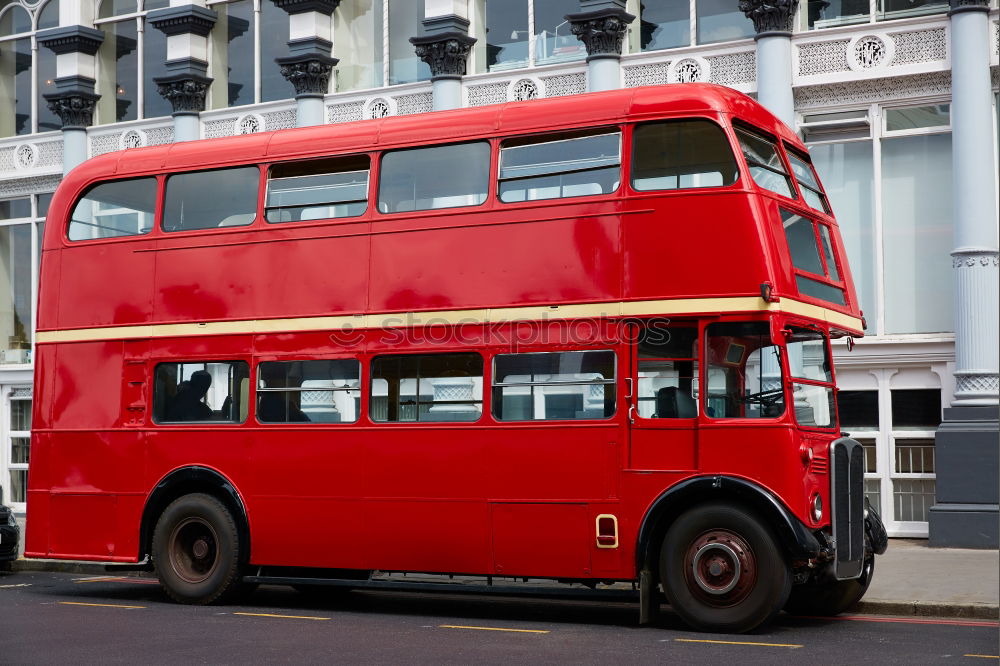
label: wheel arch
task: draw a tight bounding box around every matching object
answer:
[634,476,822,577]
[139,466,251,564]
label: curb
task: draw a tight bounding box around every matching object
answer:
[854,600,1000,621]
[8,559,999,621]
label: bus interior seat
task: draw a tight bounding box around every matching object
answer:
[655,386,697,418]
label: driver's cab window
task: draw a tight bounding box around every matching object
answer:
[705,322,784,419]
[636,323,698,418]
[153,361,250,423]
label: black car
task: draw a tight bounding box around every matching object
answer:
[0,489,19,567]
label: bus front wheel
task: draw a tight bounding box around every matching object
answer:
[152,493,244,604]
[784,554,874,616]
[660,503,791,633]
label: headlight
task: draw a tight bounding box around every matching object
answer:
[812,493,823,523]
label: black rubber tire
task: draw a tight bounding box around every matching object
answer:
[784,555,874,617]
[660,502,791,633]
[152,493,244,605]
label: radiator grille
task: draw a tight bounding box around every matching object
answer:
[810,453,829,475]
[831,438,865,579]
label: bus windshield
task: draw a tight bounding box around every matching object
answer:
[785,327,836,428]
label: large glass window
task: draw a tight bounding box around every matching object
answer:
[388,0,429,85]
[533,0,585,65]
[881,132,952,334]
[95,10,140,123]
[6,389,31,506]
[153,361,250,423]
[163,167,259,232]
[498,131,620,203]
[334,0,384,91]
[259,0,293,102]
[371,353,483,422]
[68,178,158,241]
[632,120,739,191]
[878,0,948,21]
[484,0,529,71]
[696,0,754,45]
[493,350,616,421]
[209,0,254,107]
[0,8,31,136]
[257,360,361,423]
[379,142,490,213]
[266,156,369,223]
[636,325,698,419]
[806,0,869,29]
[809,140,875,321]
[634,2,690,52]
[0,221,32,364]
[736,128,795,199]
[705,322,784,419]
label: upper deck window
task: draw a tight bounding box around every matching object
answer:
[68,177,157,241]
[782,209,846,306]
[632,119,739,191]
[735,128,795,199]
[786,148,830,213]
[378,142,490,213]
[163,166,259,232]
[498,131,621,202]
[266,156,369,223]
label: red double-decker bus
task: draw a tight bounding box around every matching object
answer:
[27,83,886,633]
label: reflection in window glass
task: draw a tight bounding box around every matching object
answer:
[696,0,754,44]
[499,132,620,202]
[736,128,794,198]
[36,36,60,133]
[164,167,259,232]
[706,322,784,419]
[267,157,369,223]
[0,35,31,136]
[68,178,157,241]
[807,0,870,29]
[260,0,293,101]
[882,133,952,334]
[884,104,950,132]
[534,0,585,65]
[334,0,384,90]
[878,0,948,20]
[809,141,876,321]
[215,0,255,107]
[783,211,824,275]
[0,225,32,364]
[796,276,846,305]
[388,0,429,84]
[637,2,690,51]
[258,360,361,423]
[787,151,829,213]
[96,19,139,123]
[792,383,836,427]
[143,16,171,118]
[637,325,698,419]
[371,353,483,422]
[493,350,616,421]
[379,142,490,213]
[486,0,530,70]
[0,198,31,220]
[785,328,831,383]
[632,120,739,191]
[154,361,251,423]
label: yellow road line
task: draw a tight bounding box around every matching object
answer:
[673,638,802,649]
[439,624,549,634]
[233,612,331,621]
[965,656,1000,660]
[58,601,145,609]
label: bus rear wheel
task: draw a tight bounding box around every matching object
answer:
[152,493,243,605]
[660,503,791,633]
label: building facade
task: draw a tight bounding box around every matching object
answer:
[1,0,997,545]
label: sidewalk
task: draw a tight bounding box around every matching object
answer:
[9,538,1000,620]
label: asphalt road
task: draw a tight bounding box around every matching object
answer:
[1,570,997,664]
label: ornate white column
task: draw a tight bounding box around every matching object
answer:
[272,0,340,127]
[929,0,999,549]
[566,0,634,93]
[740,0,798,129]
[37,4,103,173]
[148,2,218,142]
[411,4,475,112]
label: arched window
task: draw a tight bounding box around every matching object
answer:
[36,0,60,132]
[0,4,32,136]
[94,0,171,124]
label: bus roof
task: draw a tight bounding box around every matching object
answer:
[63,84,799,188]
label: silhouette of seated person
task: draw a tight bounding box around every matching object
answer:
[257,365,310,423]
[166,370,215,422]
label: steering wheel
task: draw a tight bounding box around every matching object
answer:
[741,388,784,406]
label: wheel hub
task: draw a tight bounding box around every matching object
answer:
[685,530,758,607]
[168,518,220,584]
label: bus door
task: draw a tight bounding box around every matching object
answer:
[627,322,699,471]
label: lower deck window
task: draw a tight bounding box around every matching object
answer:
[257,360,360,423]
[492,350,616,421]
[154,361,250,423]
[370,353,483,422]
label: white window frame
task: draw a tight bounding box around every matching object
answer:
[3,386,32,512]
